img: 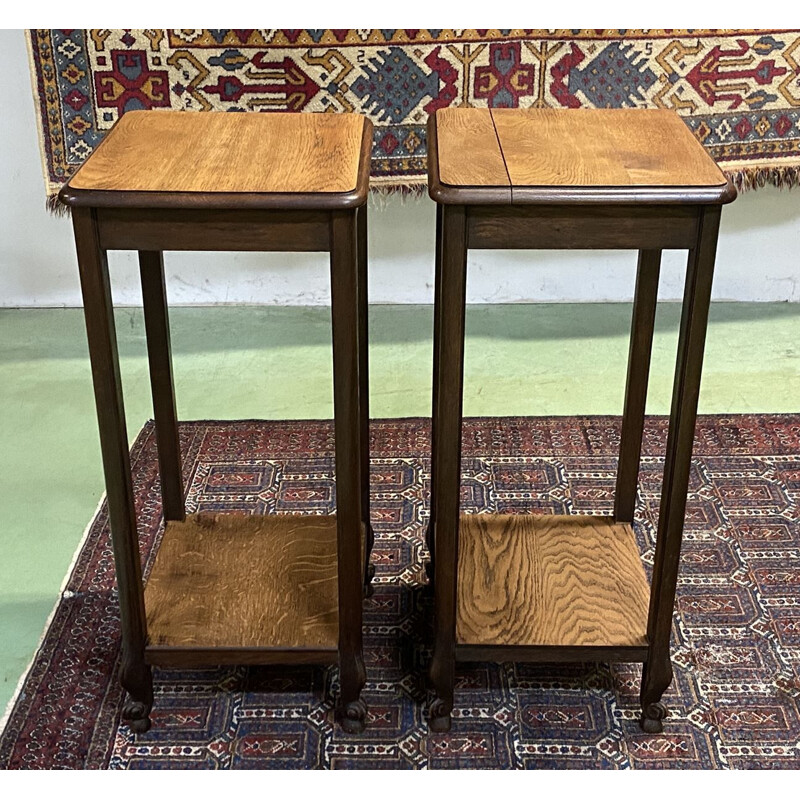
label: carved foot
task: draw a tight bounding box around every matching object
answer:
[338,698,367,734]
[122,699,152,734]
[428,698,452,733]
[640,701,668,733]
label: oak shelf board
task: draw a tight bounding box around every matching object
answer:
[144,512,339,654]
[456,513,650,649]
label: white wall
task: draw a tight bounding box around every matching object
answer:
[2,28,799,308]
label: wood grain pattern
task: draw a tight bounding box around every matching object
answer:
[70,110,365,195]
[144,513,338,652]
[457,514,650,648]
[435,108,510,192]
[491,108,727,190]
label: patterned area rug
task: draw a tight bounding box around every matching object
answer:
[27,29,800,209]
[2,416,800,769]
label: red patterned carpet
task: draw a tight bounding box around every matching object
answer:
[2,416,800,769]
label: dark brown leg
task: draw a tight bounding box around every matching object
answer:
[428,205,467,732]
[615,250,661,523]
[330,210,367,733]
[425,202,444,583]
[139,251,185,523]
[356,204,374,597]
[641,207,721,732]
[72,209,152,733]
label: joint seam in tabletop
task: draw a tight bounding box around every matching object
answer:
[488,109,513,193]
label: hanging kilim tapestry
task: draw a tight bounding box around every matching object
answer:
[26,29,800,210]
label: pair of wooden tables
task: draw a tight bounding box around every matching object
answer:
[60,107,734,735]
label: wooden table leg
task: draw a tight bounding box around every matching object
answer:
[356,204,375,597]
[428,205,467,732]
[425,202,444,584]
[139,251,185,523]
[640,207,721,732]
[72,209,153,733]
[615,250,662,523]
[330,209,367,733]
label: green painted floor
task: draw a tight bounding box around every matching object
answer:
[1,302,799,717]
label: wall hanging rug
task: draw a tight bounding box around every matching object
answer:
[26,29,800,211]
[2,415,800,769]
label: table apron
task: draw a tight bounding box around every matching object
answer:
[96,207,332,252]
[467,205,700,250]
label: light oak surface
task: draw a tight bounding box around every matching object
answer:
[493,108,726,189]
[456,513,650,648]
[435,107,509,190]
[435,108,726,190]
[70,110,366,195]
[144,512,339,651]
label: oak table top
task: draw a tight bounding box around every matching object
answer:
[429,107,735,205]
[60,110,373,210]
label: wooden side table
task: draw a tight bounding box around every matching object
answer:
[425,108,736,733]
[59,110,374,734]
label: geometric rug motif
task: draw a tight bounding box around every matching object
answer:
[1,416,800,768]
[26,29,800,209]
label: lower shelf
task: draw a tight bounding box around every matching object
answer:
[456,514,650,650]
[143,513,339,664]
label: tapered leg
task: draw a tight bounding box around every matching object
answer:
[356,204,375,597]
[425,202,444,583]
[330,210,367,733]
[615,250,662,523]
[72,209,152,733]
[139,251,184,523]
[641,207,721,732]
[428,205,468,732]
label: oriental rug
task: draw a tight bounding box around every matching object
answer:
[1,416,800,769]
[26,30,800,210]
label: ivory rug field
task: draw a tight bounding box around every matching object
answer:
[1,416,800,768]
[27,29,800,208]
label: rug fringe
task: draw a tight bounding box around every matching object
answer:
[724,164,800,193]
[46,192,71,217]
[43,166,800,216]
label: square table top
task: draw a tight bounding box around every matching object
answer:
[60,110,372,210]
[429,108,734,205]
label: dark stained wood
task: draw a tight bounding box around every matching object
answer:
[146,646,338,668]
[425,202,444,582]
[456,644,649,663]
[427,108,730,734]
[457,514,650,648]
[641,205,722,733]
[357,203,374,595]
[428,204,468,733]
[98,208,331,252]
[467,205,699,250]
[68,112,372,733]
[60,113,373,210]
[72,207,153,733]
[144,513,339,650]
[330,209,368,733]
[139,251,184,523]
[615,250,662,523]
